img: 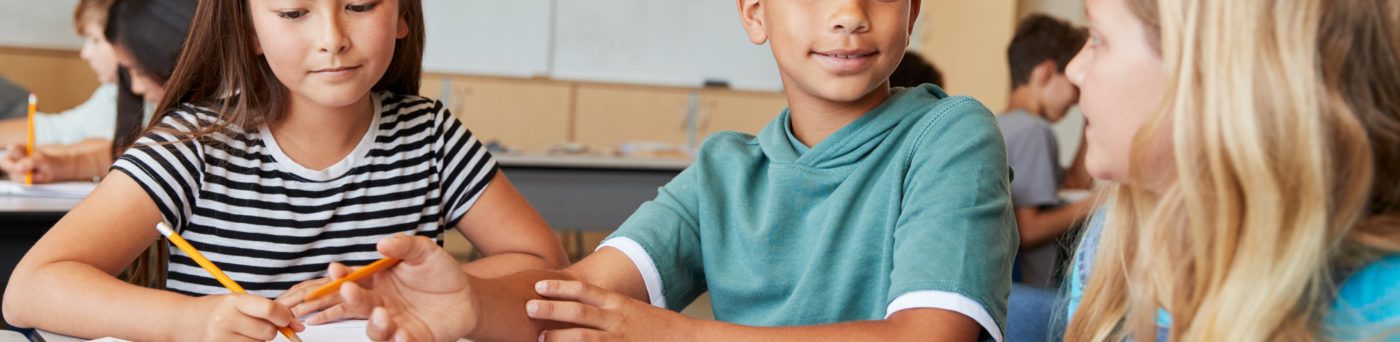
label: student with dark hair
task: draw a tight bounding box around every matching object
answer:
[0,0,120,182]
[0,0,189,184]
[998,13,1091,342]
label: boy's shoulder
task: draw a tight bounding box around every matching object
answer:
[995,109,1054,137]
[892,85,997,128]
[890,86,1001,148]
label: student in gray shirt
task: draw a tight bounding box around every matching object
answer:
[999,13,1095,342]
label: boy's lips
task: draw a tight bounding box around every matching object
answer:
[811,49,878,74]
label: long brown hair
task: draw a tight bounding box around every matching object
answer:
[1065,0,1400,340]
[147,0,425,141]
[122,0,426,288]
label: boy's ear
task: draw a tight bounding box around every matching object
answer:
[1031,60,1058,86]
[738,0,768,45]
[907,0,922,37]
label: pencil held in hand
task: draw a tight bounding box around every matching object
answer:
[304,257,401,301]
[24,94,35,185]
[155,223,304,342]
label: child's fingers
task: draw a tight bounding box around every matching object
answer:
[525,299,614,330]
[376,235,442,266]
[539,328,609,342]
[534,280,624,309]
[306,303,355,325]
[223,313,280,342]
[275,277,332,307]
[328,262,352,279]
[366,307,399,341]
[231,295,297,329]
[338,278,383,313]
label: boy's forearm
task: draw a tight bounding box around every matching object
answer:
[464,269,581,341]
[460,252,566,279]
[4,260,192,341]
[689,309,980,342]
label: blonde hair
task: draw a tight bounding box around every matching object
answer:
[1065,0,1400,341]
[72,0,114,34]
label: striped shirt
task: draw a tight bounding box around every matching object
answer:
[113,91,497,297]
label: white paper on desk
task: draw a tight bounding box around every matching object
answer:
[0,180,97,199]
[274,320,371,342]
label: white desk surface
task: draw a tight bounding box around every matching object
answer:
[0,195,83,213]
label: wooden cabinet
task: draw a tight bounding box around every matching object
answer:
[696,90,788,138]
[572,84,694,149]
[422,74,572,153]
[0,47,100,112]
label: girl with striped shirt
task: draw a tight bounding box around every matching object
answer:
[2,0,568,340]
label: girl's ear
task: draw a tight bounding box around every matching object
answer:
[738,0,768,45]
[252,34,264,55]
[397,14,409,39]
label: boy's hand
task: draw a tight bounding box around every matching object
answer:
[528,280,699,342]
[341,235,477,342]
[275,262,361,324]
[180,293,305,342]
[0,143,57,183]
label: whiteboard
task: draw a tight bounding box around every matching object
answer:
[551,0,783,91]
[1,0,782,91]
[0,0,84,50]
[421,0,553,78]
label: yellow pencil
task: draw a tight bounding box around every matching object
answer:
[156,223,303,342]
[24,94,35,185]
[304,257,400,301]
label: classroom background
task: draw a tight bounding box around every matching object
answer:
[0,0,1087,324]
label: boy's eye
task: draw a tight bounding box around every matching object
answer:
[347,2,379,13]
[276,9,308,20]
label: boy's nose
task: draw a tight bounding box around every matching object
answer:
[829,0,871,34]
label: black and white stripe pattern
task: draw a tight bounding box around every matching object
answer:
[113,92,497,297]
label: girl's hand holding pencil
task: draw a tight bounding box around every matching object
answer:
[179,292,307,342]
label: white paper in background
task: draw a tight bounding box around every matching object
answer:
[0,180,96,199]
[272,320,371,342]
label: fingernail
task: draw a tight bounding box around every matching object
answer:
[526,301,540,316]
[534,281,549,293]
[538,332,546,342]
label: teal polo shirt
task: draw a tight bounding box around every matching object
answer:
[601,84,1019,341]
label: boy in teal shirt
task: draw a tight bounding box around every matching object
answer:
[336,1,1018,341]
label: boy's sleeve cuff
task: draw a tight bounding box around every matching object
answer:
[886,291,1002,342]
[598,237,668,309]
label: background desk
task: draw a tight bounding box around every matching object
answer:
[0,195,82,331]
